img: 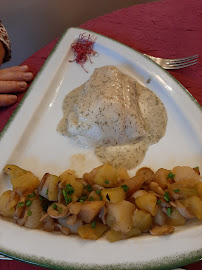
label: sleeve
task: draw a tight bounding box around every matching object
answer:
[0,20,11,62]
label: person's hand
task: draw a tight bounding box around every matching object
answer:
[0,65,33,107]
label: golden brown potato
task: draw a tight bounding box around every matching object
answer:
[136,167,154,182]
[6,190,20,210]
[59,169,76,179]
[39,173,60,201]
[101,187,126,203]
[153,168,172,189]
[124,227,142,239]
[149,182,164,195]
[69,202,82,215]
[106,227,141,242]
[173,166,201,187]
[132,209,152,232]
[3,164,27,178]
[55,224,70,235]
[11,171,39,193]
[83,165,103,186]
[150,225,174,236]
[106,229,123,242]
[182,196,202,220]
[94,163,119,187]
[41,214,55,232]
[78,222,107,240]
[59,172,83,203]
[107,200,135,233]
[24,199,44,229]
[47,174,60,201]
[0,190,15,218]
[173,200,195,219]
[78,201,105,223]
[196,182,202,200]
[47,203,69,219]
[166,208,186,226]
[88,190,101,201]
[121,174,145,197]
[169,184,198,198]
[117,167,130,181]
[153,206,166,226]
[135,193,157,216]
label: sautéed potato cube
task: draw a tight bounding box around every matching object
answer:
[135,193,157,216]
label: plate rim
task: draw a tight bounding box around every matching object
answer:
[0,248,201,270]
[0,27,201,269]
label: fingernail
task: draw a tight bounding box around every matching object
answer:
[17,81,27,89]
[24,72,33,80]
[20,65,28,71]
[9,95,17,102]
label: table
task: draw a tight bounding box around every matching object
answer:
[0,0,201,269]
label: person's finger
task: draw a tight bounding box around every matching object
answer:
[0,80,27,94]
[0,94,17,107]
[0,68,33,82]
[2,65,30,72]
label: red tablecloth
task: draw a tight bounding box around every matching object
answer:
[0,0,201,269]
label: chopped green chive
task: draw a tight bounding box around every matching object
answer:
[96,190,101,195]
[62,189,67,197]
[174,189,180,193]
[166,172,175,179]
[193,166,200,174]
[27,191,36,198]
[17,202,25,207]
[39,195,43,201]
[79,199,84,203]
[89,196,94,201]
[27,210,32,216]
[157,199,162,205]
[87,185,93,192]
[62,189,72,205]
[167,207,173,216]
[46,189,48,195]
[81,195,87,201]
[100,195,103,201]
[66,184,74,195]
[58,207,63,214]
[25,200,32,207]
[121,185,129,192]
[163,192,170,202]
[106,194,110,201]
[91,221,96,228]
[67,197,72,204]
[105,180,109,184]
[52,203,57,210]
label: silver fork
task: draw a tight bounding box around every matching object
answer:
[144,54,199,69]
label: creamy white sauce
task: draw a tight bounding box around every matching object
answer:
[57,66,167,169]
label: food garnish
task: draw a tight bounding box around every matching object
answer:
[163,192,170,202]
[69,33,98,73]
[167,172,175,179]
[0,164,201,242]
[27,210,32,216]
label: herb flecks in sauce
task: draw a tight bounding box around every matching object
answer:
[57,66,167,169]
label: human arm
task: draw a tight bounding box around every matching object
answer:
[0,40,5,65]
[0,20,33,107]
[0,20,11,65]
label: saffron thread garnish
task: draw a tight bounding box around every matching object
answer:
[69,33,98,72]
